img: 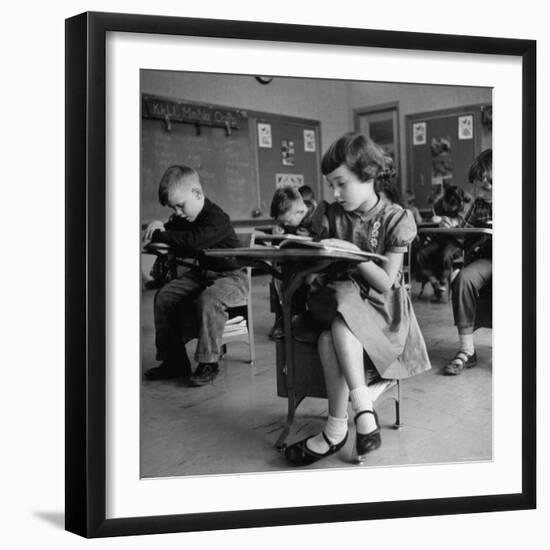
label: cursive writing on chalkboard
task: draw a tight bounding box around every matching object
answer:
[143,95,246,130]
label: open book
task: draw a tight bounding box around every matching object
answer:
[255,233,387,262]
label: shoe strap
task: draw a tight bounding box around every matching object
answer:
[454,350,474,363]
[354,409,377,423]
[321,431,346,450]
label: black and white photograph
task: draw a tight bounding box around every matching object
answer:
[3,2,542,546]
[139,70,494,478]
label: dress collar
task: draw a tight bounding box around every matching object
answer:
[349,195,386,221]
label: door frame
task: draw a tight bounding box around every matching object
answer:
[353,101,401,188]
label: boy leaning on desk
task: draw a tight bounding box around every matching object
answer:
[267,185,326,339]
[141,165,249,387]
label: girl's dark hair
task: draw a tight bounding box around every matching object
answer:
[270,186,302,218]
[375,178,403,206]
[321,132,396,183]
[468,149,492,184]
[158,165,199,205]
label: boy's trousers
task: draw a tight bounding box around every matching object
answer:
[451,258,492,328]
[154,267,249,367]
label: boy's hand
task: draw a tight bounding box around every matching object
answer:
[272,224,285,235]
[439,216,456,228]
[142,221,165,245]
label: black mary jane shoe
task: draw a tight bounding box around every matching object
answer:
[353,410,381,464]
[285,431,348,466]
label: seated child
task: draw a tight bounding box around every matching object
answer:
[444,149,492,375]
[284,133,431,466]
[270,185,320,236]
[142,165,249,387]
[416,185,470,302]
[268,186,326,339]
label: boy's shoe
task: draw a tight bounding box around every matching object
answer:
[144,363,188,381]
[443,351,477,375]
[188,363,220,387]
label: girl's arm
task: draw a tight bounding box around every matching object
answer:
[320,237,404,292]
[356,251,404,293]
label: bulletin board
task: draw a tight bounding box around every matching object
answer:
[406,104,492,210]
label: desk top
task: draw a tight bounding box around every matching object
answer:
[418,227,493,236]
[204,246,379,264]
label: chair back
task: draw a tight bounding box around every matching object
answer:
[403,243,412,295]
[222,231,255,363]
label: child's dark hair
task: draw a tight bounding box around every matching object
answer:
[298,185,315,201]
[439,185,469,215]
[468,149,492,184]
[158,165,200,206]
[375,178,403,206]
[270,186,302,218]
[321,132,395,184]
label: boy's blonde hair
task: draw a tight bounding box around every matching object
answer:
[158,165,201,205]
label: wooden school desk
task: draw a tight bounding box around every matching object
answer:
[417,226,493,237]
[203,245,393,449]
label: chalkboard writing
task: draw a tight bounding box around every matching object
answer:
[143,95,246,130]
[141,116,259,222]
[141,95,321,224]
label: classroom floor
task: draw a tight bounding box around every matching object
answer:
[140,274,492,478]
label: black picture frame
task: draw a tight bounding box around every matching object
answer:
[65,11,536,538]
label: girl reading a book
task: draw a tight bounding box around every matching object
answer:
[285,132,431,465]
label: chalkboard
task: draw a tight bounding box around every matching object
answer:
[141,96,259,222]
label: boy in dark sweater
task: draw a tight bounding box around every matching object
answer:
[142,165,249,386]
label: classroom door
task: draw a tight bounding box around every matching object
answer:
[408,108,481,210]
[255,119,321,217]
[355,104,400,189]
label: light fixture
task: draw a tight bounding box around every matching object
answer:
[255,76,273,85]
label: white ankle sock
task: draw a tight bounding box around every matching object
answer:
[459,333,475,355]
[306,414,348,454]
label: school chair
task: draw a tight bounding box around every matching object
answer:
[274,263,407,450]
[143,233,256,365]
[220,232,256,364]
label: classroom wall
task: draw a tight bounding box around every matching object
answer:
[348,82,493,193]
[141,72,492,204]
[141,71,351,201]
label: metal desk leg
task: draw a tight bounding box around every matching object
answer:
[274,276,298,451]
[392,379,404,430]
[275,394,305,451]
